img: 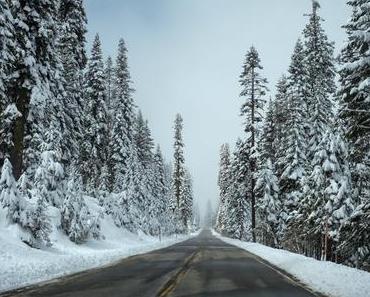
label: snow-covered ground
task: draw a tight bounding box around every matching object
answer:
[0,206,195,293]
[213,230,370,297]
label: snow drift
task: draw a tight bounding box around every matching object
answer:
[214,231,370,297]
[0,206,194,293]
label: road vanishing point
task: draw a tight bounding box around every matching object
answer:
[1,230,320,297]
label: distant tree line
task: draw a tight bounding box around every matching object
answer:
[0,0,195,248]
[216,0,370,271]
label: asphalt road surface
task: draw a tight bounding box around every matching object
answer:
[2,230,320,297]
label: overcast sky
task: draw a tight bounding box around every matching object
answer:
[85,0,350,217]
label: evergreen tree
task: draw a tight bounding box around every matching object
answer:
[181,169,193,231]
[255,158,281,247]
[27,194,52,248]
[324,131,354,242]
[301,130,353,260]
[273,76,290,177]
[0,157,51,247]
[338,0,370,205]
[7,0,64,180]
[216,143,231,234]
[152,145,169,235]
[279,39,308,228]
[133,111,156,234]
[0,158,24,224]
[0,105,21,166]
[224,140,251,240]
[82,34,109,192]
[134,111,154,168]
[288,39,309,131]
[58,0,87,169]
[25,133,64,247]
[0,0,16,167]
[303,1,336,161]
[105,56,115,111]
[337,0,370,269]
[259,99,276,164]
[172,114,187,232]
[239,46,268,242]
[111,38,135,192]
[153,146,166,199]
[124,145,148,233]
[98,164,111,205]
[339,202,370,269]
[34,136,65,208]
[104,56,115,191]
[61,172,91,244]
[163,162,176,234]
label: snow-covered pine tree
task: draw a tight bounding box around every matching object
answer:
[104,56,115,191]
[152,145,168,235]
[259,99,276,164]
[172,113,187,233]
[339,200,370,269]
[300,130,353,261]
[216,143,231,234]
[7,0,64,180]
[111,38,135,193]
[288,39,309,134]
[324,131,354,242]
[123,144,148,233]
[279,39,308,238]
[255,158,281,247]
[337,0,370,270]
[164,162,176,234]
[0,0,16,167]
[98,164,111,207]
[0,0,13,105]
[153,145,166,198]
[58,0,88,170]
[27,194,52,248]
[239,46,268,242]
[273,76,290,178]
[33,132,65,208]
[256,98,282,240]
[0,158,24,224]
[105,56,115,111]
[0,105,21,167]
[134,111,154,168]
[338,0,370,206]
[303,0,336,162]
[61,171,89,243]
[133,111,156,234]
[181,169,193,232]
[224,139,251,240]
[0,158,51,248]
[82,34,109,193]
[22,130,65,247]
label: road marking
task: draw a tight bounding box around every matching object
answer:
[156,250,199,297]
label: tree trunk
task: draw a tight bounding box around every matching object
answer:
[251,66,256,243]
[9,85,29,180]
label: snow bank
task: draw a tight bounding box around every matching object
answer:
[213,230,370,297]
[0,207,194,293]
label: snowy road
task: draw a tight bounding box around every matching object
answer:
[1,230,318,297]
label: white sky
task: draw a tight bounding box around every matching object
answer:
[85,0,350,217]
